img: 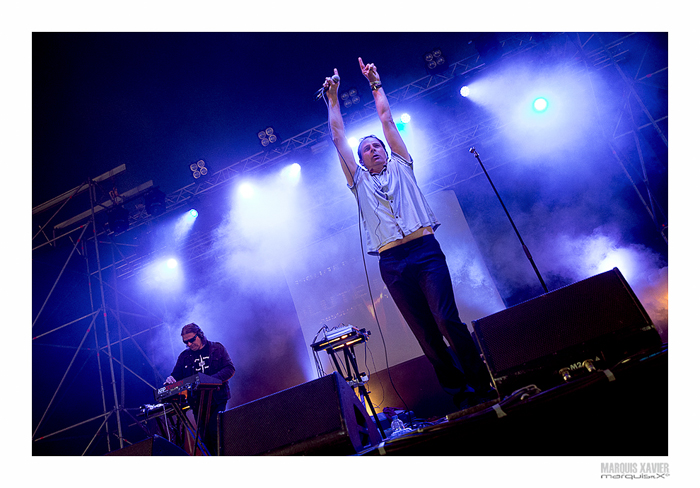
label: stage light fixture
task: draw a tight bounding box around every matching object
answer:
[339,88,361,109]
[533,97,549,112]
[189,159,209,179]
[281,163,301,185]
[396,113,411,133]
[166,258,178,269]
[188,209,199,219]
[144,188,166,216]
[424,48,448,75]
[258,126,279,148]
[107,205,130,234]
[460,86,470,97]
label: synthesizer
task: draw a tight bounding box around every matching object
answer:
[311,326,370,352]
[154,372,222,402]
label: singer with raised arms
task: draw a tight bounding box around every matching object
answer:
[322,57,496,410]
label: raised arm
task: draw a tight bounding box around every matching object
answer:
[359,57,410,161]
[325,68,358,187]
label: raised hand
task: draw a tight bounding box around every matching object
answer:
[358,57,380,83]
[323,68,341,98]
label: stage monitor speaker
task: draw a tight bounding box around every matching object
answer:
[472,268,662,397]
[217,371,382,455]
[104,435,188,456]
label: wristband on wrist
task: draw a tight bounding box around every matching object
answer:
[370,81,382,91]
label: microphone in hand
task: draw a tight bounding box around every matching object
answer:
[315,74,340,100]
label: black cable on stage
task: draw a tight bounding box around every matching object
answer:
[321,90,413,424]
[363,338,386,407]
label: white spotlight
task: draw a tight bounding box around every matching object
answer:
[533,97,549,112]
[400,113,411,123]
[347,137,359,151]
[460,85,470,97]
[166,258,178,269]
[280,163,301,185]
[174,209,198,241]
[239,183,255,199]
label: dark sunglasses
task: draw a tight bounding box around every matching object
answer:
[183,336,198,345]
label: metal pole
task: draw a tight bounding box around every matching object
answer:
[88,178,124,450]
[84,236,112,453]
[469,147,549,294]
[112,244,127,409]
[35,410,111,443]
[33,184,83,242]
[32,223,90,328]
[33,316,98,439]
[82,411,113,456]
[32,311,98,341]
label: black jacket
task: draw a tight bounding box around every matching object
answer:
[170,340,235,405]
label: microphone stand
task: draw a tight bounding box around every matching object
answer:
[469,147,549,294]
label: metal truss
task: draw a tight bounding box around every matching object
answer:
[32,176,169,454]
[568,32,668,242]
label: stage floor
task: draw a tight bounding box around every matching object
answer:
[105,344,667,456]
[358,345,667,456]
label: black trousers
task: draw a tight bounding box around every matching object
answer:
[193,398,227,455]
[379,235,491,397]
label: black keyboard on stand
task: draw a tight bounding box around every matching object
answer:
[154,373,222,402]
[152,373,222,455]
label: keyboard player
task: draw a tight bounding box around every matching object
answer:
[164,323,235,453]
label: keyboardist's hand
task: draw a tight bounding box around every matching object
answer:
[164,375,177,385]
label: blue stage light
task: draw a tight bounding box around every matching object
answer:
[189,209,198,219]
